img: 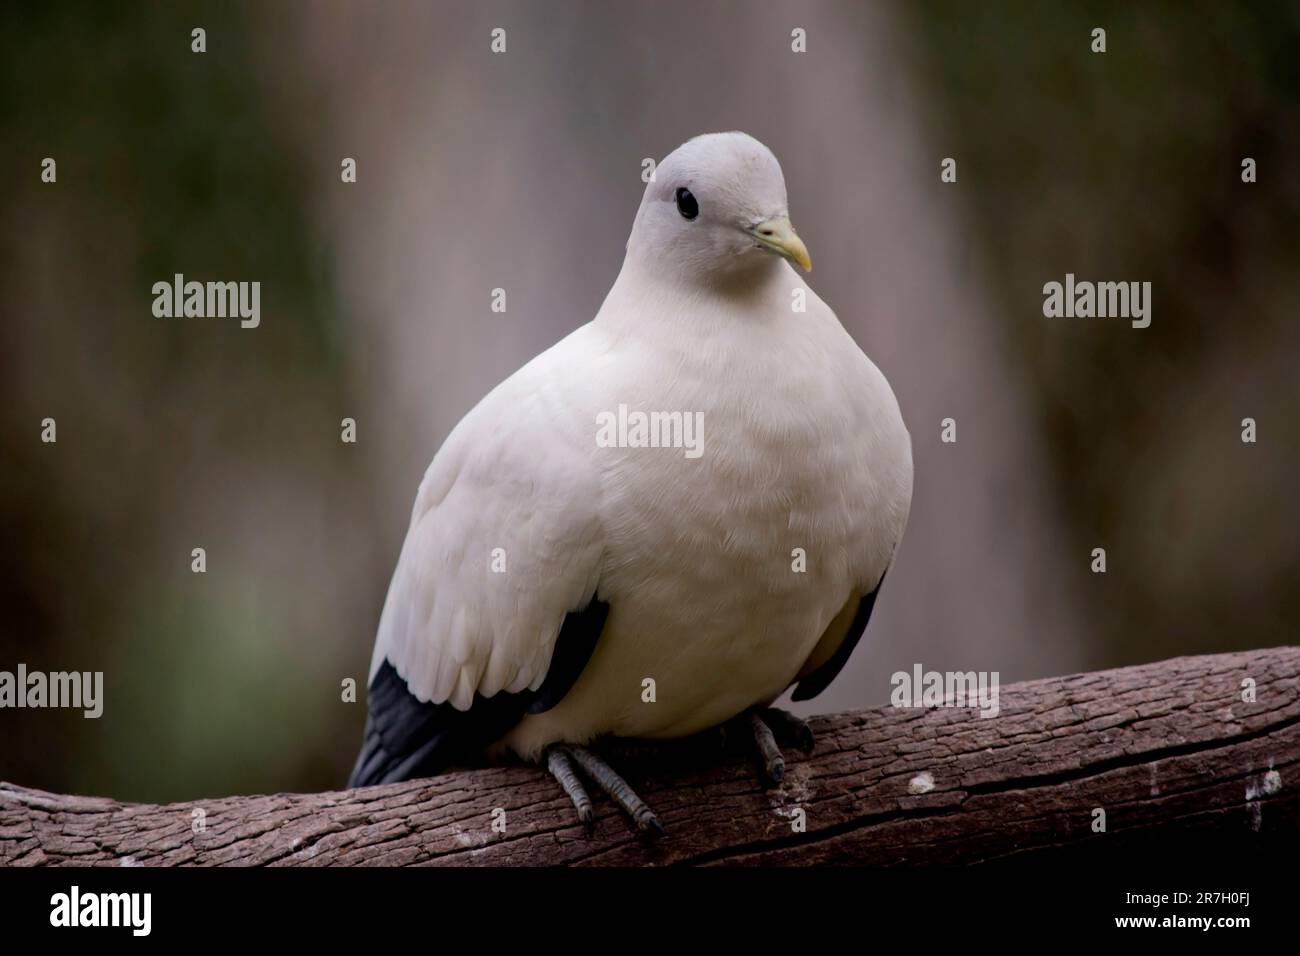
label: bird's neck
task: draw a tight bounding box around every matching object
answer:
[597,248,791,338]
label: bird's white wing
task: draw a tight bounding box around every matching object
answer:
[371,330,606,713]
[790,305,913,701]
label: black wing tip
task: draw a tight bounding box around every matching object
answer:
[788,682,817,702]
[526,599,609,715]
[347,598,609,786]
[789,572,889,703]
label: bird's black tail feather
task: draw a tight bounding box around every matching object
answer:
[346,660,523,787]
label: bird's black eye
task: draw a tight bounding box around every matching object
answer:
[675,187,699,220]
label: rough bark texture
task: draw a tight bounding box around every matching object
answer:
[2,648,1296,866]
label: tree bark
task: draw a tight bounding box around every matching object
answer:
[2,648,1296,866]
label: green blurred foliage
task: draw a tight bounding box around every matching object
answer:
[1,1,374,801]
[910,1,1300,662]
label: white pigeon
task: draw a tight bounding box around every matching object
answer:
[349,131,913,835]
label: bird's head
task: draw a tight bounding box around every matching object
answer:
[628,131,812,285]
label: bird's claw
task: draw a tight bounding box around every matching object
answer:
[758,706,816,755]
[746,711,786,784]
[545,744,665,839]
[739,707,815,786]
[544,709,814,835]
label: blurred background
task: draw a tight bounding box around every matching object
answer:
[2,1,1297,804]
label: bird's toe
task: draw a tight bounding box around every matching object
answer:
[745,711,789,787]
[548,744,667,839]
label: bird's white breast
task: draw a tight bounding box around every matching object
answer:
[501,270,911,758]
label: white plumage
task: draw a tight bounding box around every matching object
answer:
[367,131,912,765]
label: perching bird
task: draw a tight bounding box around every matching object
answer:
[348,131,913,835]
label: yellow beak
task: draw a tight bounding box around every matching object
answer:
[749,216,812,272]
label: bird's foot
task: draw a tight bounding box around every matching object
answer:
[546,745,665,839]
[757,706,817,755]
[738,707,816,786]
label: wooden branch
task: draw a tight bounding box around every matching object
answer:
[2,648,1296,866]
